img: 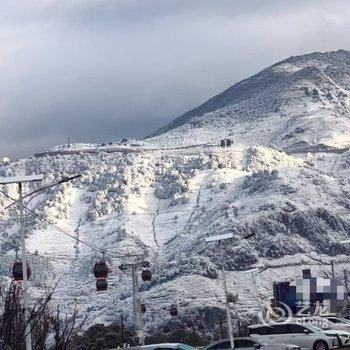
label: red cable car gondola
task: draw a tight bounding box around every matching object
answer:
[96,278,108,291]
[141,303,146,313]
[141,269,152,282]
[169,304,178,317]
[12,261,31,281]
[93,260,109,279]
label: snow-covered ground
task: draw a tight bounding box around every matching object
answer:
[1,144,350,333]
[1,49,350,334]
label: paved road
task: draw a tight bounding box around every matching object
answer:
[34,143,218,158]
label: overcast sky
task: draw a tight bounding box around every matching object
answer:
[1,0,350,158]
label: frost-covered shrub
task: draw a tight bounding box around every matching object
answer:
[242,169,278,193]
[0,151,159,229]
[219,183,227,190]
[143,256,218,288]
[171,193,190,205]
[154,153,210,202]
[340,151,350,169]
[282,201,297,213]
[259,234,304,259]
[244,146,301,172]
[154,173,188,200]
[224,244,259,270]
[206,180,216,189]
[78,154,155,220]
[22,181,77,230]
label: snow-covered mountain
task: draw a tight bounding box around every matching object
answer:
[1,50,350,334]
[151,49,350,152]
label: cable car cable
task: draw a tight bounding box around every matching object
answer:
[0,189,147,261]
[0,189,103,254]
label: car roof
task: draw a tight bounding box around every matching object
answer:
[249,322,314,328]
[204,337,260,348]
[323,329,350,335]
[144,344,189,348]
[249,323,271,328]
[208,337,256,341]
[145,344,182,348]
[116,344,188,350]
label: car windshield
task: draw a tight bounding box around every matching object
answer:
[328,317,350,324]
[181,345,198,350]
[205,340,231,350]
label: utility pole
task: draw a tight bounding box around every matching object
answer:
[19,182,32,350]
[0,174,44,350]
[0,173,80,350]
[331,260,335,278]
[344,270,349,306]
[205,230,255,350]
[219,242,234,349]
[131,265,144,345]
[120,314,125,345]
[219,315,224,339]
[344,270,349,294]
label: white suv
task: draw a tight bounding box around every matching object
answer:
[291,315,350,332]
[203,337,300,350]
[248,323,337,350]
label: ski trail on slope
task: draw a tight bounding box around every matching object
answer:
[160,170,212,248]
[26,188,85,269]
[124,184,160,251]
[182,169,213,234]
[151,199,161,249]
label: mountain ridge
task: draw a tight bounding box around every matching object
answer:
[150,49,350,151]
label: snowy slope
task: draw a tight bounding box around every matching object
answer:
[150,50,350,151]
[1,145,350,333]
[1,50,350,334]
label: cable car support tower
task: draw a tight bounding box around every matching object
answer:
[118,258,152,346]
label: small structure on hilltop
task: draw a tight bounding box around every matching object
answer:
[220,138,232,148]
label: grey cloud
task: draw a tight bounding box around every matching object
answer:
[0,0,349,158]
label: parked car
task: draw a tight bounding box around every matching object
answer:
[248,323,337,350]
[204,337,300,350]
[116,343,197,350]
[291,315,350,332]
[320,316,350,332]
[313,327,350,348]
